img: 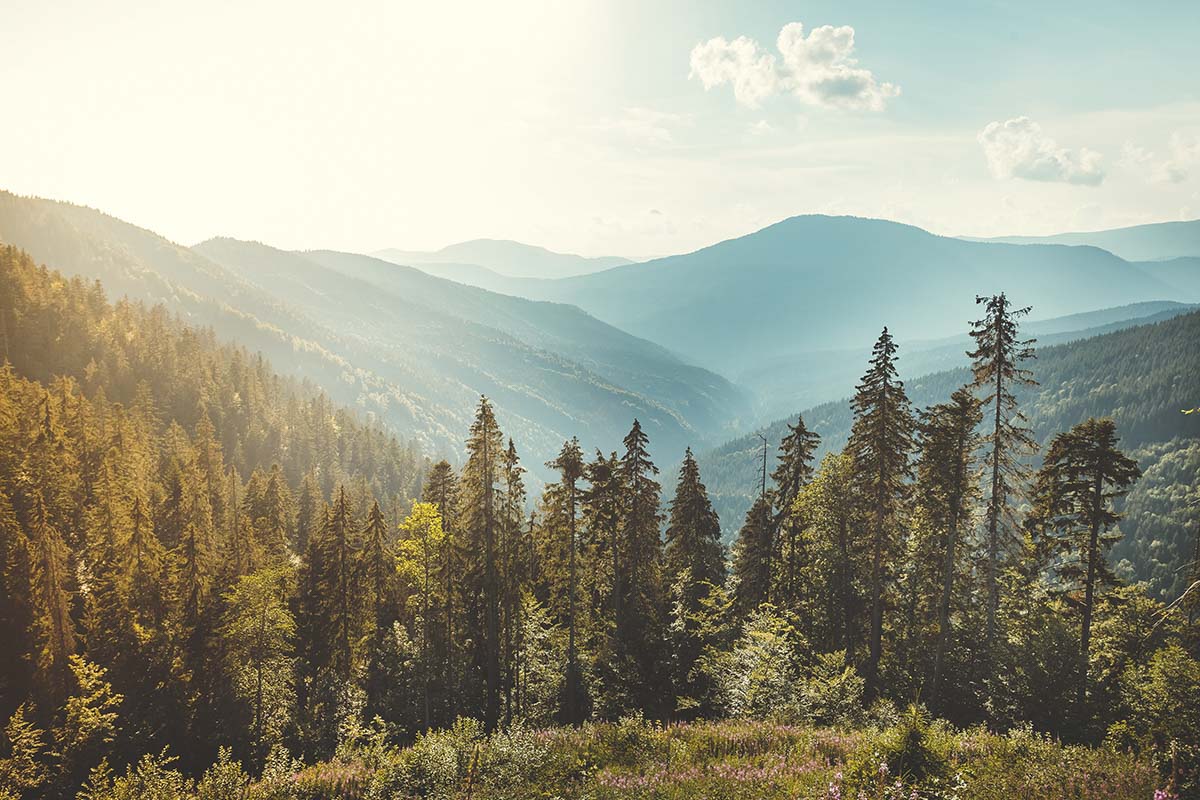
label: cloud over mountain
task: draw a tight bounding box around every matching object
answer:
[689,21,898,111]
[978,116,1105,186]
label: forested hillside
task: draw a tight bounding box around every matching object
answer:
[739,300,1197,419]
[0,192,746,475]
[1,252,1195,798]
[196,239,745,462]
[0,244,430,782]
[700,309,1200,600]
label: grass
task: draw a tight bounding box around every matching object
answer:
[267,711,1165,800]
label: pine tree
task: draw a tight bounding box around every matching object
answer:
[499,438,526,724]
[360,500,392,636]
[793,452,861,658]
[422,460,459,721]
[396,502,445,731]
[968,293,1036,666]
[459,397,505,730]
[731,495,773,616]
[319,487,361,682]
[916,388,983,707]
[1029,417,1140,707]
[771,417,820,609]
[27,492,76,708]
[294,471,325,556]
[547,437,585,723]
[663,448,725,716]
[219,566,295,765]
[616,419,666,715]
[848,327,915,695]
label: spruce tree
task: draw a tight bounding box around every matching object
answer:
[915,389,982,707]
[616,419,666,714]
[27,492,76,708]
[771,417,820,609]
[459,397,505,730]
[547,437,585,723]
[1029,417,1140,707]
[967,293,1036,665]
[663,448,725,716]
[793,451,861,658]
[422,460,460,720]
[499,438,526,724]
[731,495,773,616]
[848,327,915,695]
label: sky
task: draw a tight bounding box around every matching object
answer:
[2,0,1199,259]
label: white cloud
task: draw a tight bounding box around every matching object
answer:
[1117,132,1200,183]
[1163,132,1200,182]
[689,21,898,111]
[977,117,1104,186]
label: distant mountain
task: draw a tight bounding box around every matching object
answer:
[698,310,1200,602]
[506,216,1187,381]
[375,238,633,280]
[195,238,747,460]
[0,191,746,476]
[1135,257,1200,297]
[735,301,1199,420]
[968,219,1200,262]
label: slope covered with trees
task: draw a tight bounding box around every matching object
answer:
[0,192,747,477]
[1,248,1195,798]
[700,309,1200,602]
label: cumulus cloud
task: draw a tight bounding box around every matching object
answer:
[1163,133,1200,182]
[688,21,898,110]
[977,117,1104,186]
[1118,133,1198,183]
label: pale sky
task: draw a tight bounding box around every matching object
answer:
[3,0,1199,259]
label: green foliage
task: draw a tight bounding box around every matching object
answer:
[0,705,45,794]
[1108,643,1200,796]
[801,651,866,728]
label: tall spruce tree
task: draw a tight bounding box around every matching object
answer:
[916,388,983,707]
[499,438,526,725]
[1029,417,1140,707]
[663,448,725,716]
[459,397,505,730]
[422,460,460,720]
[616,419,666,714]
[547,437,585,723]
[848,327,915,695]
[731,495,773,616]
[27,492,76,708]
[770,417,820,610]
[967,293,1036,666]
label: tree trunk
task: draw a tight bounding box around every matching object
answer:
[1078,470,1102,709]
[930,429,967,707]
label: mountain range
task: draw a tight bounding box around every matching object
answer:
[0,191,745,477]
[469,215,1199,404]
[2,187,1197,601]
[969,218,1200,261]
[374,238,633,280]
